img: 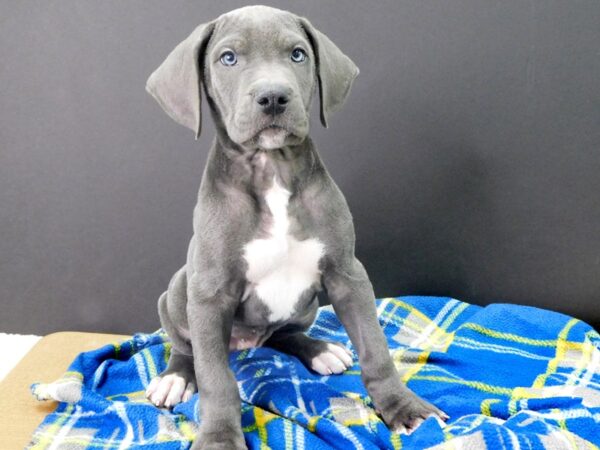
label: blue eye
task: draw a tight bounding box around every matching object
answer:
[291,48,307,63]
[220,51,237,66]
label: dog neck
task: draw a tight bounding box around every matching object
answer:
[206,131,320,196]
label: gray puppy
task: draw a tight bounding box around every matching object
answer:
[145,5,447,449]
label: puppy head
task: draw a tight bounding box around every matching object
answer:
[146,5,359,150]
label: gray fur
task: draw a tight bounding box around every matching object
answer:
[146,6,446,448]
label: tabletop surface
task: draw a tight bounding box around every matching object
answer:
[0,331,130,449]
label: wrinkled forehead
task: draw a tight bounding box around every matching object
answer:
[210,7,310,55]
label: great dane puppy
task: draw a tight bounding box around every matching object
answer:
[145,5,447,448]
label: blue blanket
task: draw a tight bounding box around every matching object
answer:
[29,296,600,449]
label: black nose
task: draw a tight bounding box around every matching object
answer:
[256,89,289,116]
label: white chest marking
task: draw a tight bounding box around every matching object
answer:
[243,177,325,322]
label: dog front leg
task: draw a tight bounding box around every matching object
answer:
[323,257,448,433]
[187,285,246,450]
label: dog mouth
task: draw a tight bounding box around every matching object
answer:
[232,116,307,151]
[259,124,287,134]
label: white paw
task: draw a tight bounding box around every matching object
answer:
[310,343,354,375]
[145,373,196,408]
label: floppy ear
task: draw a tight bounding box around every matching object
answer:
[299,18,360,128]
[146,21,215,139]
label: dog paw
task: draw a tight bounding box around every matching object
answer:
[310,342,354,375]
[379,392,449,434]
[145,373,196,408]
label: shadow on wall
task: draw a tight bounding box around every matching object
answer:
[390,137,494,300]
[355,103,600,330]
[356,115,497,303]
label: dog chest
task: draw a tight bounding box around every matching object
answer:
[243,177,325,322]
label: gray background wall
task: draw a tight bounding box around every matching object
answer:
[1,1,599,335]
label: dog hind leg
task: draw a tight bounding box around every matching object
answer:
[266,332,354,375]
[145,348,196,408]
[147,266,197,408]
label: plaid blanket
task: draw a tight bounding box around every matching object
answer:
[29,296,600,449]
